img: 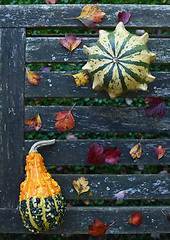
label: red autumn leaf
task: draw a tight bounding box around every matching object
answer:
[129,212,143,226]
[145,97,165,117]
[87,143,105,167]
[104,146,121,165]
[161,210,170,222]
[59,34,81,56]
[55,104,76,132]
[25,113,42,131]
[154,145,165,160]
[26,69,40,86]
[45,0,57,3]
[88,219,109,237]
[118,11,131,25]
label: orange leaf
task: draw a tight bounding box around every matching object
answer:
[25,113,42,131]
[72,177,90,196]
[55,104,76,132]
[64,4,105,28]
[26,69,40,86]
[154,145,165,160]
[59,34,81,56]
[129,212,143,226]
[130,141,142,159]
[89,219,116,237]
[77,4,105,28]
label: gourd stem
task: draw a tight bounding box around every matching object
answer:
[29,139,55,154]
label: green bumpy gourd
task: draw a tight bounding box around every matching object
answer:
[82,22,156,99]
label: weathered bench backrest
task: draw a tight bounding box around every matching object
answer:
[0,4,170,234]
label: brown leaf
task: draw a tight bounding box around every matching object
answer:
[129,212,143,226]
[130,141,142,159]
[154,145,165,160]
[72,177,90,196]
[59,34,81,56]
[55,104,76,132]
[25,113,42,131]
[26,69,40,86]
[89,219,115,237]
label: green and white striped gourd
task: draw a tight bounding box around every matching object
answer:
[82,22,156,99]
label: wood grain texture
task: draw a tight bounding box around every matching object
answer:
[0,28,25,208]
[0,207,170,234]
[0,4,170,29]
[53,174,170,200]
[25,71,170,98]
[24,106,170,133]
[25,139,170,166]
[26,37,169,64]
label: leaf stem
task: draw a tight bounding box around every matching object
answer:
[109,221,116,227]
[161,210,166,216]
[63,17,77,20]
[70,102,77,112]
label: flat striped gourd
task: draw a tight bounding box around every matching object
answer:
[82,22,156,99]
[19,140,66,233]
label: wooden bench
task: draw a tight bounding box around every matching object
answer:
[0,4,170,236]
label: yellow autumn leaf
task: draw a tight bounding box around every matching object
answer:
[26,69,40,86]
[73,72,89,87]
[129,142,142,159]
[72,177,90,196]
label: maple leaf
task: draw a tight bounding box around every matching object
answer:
[129,140,142,159]
[59,34,81,57]
[72,177,90,196]
[115,190,125,201]
[26,69,40,86]
[89,219,115,237]
[73,72,89,87]
[25,113,42,131]
[154,145,165,161]
[145,97,165,117]
[87,143,105,167]
[118,11,131,25]
[129,212,143,226]
[161,210,170,222]
[104,146,121,165]
[55,104,76,132]
[64,4,105,28]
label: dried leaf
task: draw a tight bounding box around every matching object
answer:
[115,190,125,201]
[88,219,110,237]
[45,0,57,4]
[145,97,165,117]
[73,72,89,86]
[40,65,52,72]
[72,177,90,196]
[118,11,131,25]
[87,143,105,167]
[130,141,142,159]
[154,145,165,160]
[161,210,170,222]
[64,4,105,28]
[59,34,81,56]
[129,212,143,226]
[55,104,76,132]
[104,146,121,165]
[26,69,40,86]
[25,113,42,131]
[125,98,133,106]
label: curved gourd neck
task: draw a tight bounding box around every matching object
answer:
[29,139,55,154]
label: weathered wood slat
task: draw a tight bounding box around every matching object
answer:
[0,4,170,29]
[26,37,169,64]
[25,71,170,98]
[25,139,170,166]
[24,106,170,132]
[0,28,25,209]
[0,207,170,234]
[52,174,170,200]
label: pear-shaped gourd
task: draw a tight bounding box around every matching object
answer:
[19,140,66,233]
[82,22,156,99]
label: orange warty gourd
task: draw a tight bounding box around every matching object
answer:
[19,139,66,233]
